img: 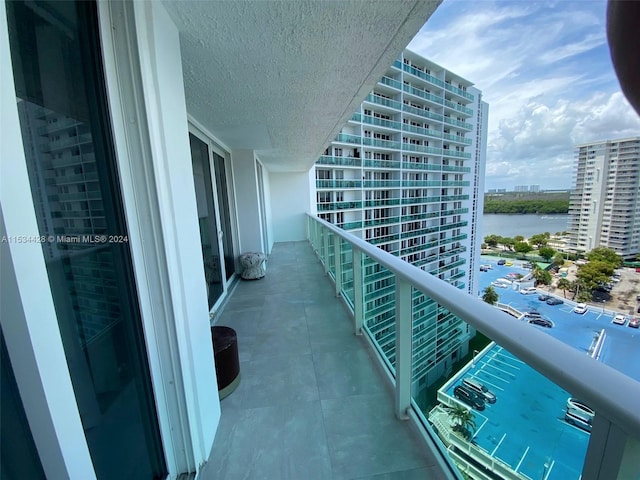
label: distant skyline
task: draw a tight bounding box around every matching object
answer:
[408,0,640,191]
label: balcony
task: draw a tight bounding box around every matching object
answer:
[275,215,639,480]
[201,241,451,479]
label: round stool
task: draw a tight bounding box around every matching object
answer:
[211,326,240,399]
[239,252,266,280]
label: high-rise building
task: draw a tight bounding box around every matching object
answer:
[313,50,488,394]
[567,137,640,259]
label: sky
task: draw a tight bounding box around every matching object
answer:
[407,0,640,192]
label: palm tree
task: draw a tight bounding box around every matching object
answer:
[482,285,499,305]
[557,278,571,298]
[447,404,476,440]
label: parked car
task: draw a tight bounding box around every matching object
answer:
[520,287,537,295]
[565,411,592,433]
[525,311,542,317]
[628,317,639,328]
[538,293,551,301]
[453,385,485,411]
[481,264,492,270]
[528,317,553,328]
[573,303,588,314]
[613,314,627,325]
[462,378,497,404]
[567,398,594,424]
[546,297,564,306]
[479,266,488,272]
[497,259,506,266]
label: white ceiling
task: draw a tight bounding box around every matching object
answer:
[162,0,441,172]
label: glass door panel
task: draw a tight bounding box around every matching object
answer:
[212,151,235,281]
[190,134,224,307]
[6,1,167,478]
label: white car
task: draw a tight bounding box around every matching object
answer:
[480,264,493,270]
[573,303,588,314]
[613,314,627,325]
[520,287,537,295]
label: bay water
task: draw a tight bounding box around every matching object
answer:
[481,214,570,239]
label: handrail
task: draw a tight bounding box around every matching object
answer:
[306,213,640,439]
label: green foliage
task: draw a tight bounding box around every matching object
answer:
[484,199,569,214]
[482,286,499,305]
[538,246,556,261]
[576,261,615,291]
[585,247,623,268]
[499,236,515,251]
[514,241,533,255]
[529,233,549,248]
[484,235,500,247]
[514,235,525,242]
[533,268,552,285]
[557,278,572,297]
[553,253,565,266]
[447,404,476,440]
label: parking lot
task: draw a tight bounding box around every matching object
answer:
[543,264,640,317]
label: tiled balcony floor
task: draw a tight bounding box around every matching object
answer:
[199,241,447,480]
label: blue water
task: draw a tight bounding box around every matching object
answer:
[482,214,570,239]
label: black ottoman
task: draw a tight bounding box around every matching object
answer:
[211,326,240,399]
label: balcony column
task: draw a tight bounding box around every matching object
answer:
[583,415,640,480]
[394,278,412,420]
[353,248,363,335]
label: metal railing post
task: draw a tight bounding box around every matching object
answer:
[322,227,330,274]
[333,234,342,297]
[395,277,412,420]
[583,416,640,480]
[353,248,363,335]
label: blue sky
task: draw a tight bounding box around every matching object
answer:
[408,0,640,191]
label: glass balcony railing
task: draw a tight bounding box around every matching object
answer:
[352,112,403,131]
[442,133,472,145]
[401,123,443,139]
[365,93,403,110]
[315,179,362,189]
[307,214,640,480]
[317,155,362,167]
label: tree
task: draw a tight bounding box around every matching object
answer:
[514,235,525,242]
[532,266,552,285]
[447,404,476,440]
[553,253,565,267]
[499,236,515,251]
[529,233,548,248]
[576,261,615,292]
[538,246,556,261]
[557,278,572,298]
[585,247,623,269]
[514,241,533,256]
[484,235,500,247]
[482,286,499,305]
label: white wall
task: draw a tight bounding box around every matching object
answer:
[129,1,219,468]
[232,149,265,253]
[269,171,312,242]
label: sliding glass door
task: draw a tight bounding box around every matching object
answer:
[189,131,235,309]
[6,1,166,478]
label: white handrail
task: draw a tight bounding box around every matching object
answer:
[307,214,640,438]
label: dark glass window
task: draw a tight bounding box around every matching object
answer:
[6,1,166,478]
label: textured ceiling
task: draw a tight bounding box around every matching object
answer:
[162,0,441,172]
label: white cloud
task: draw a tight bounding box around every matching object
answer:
[408,0,639,190]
